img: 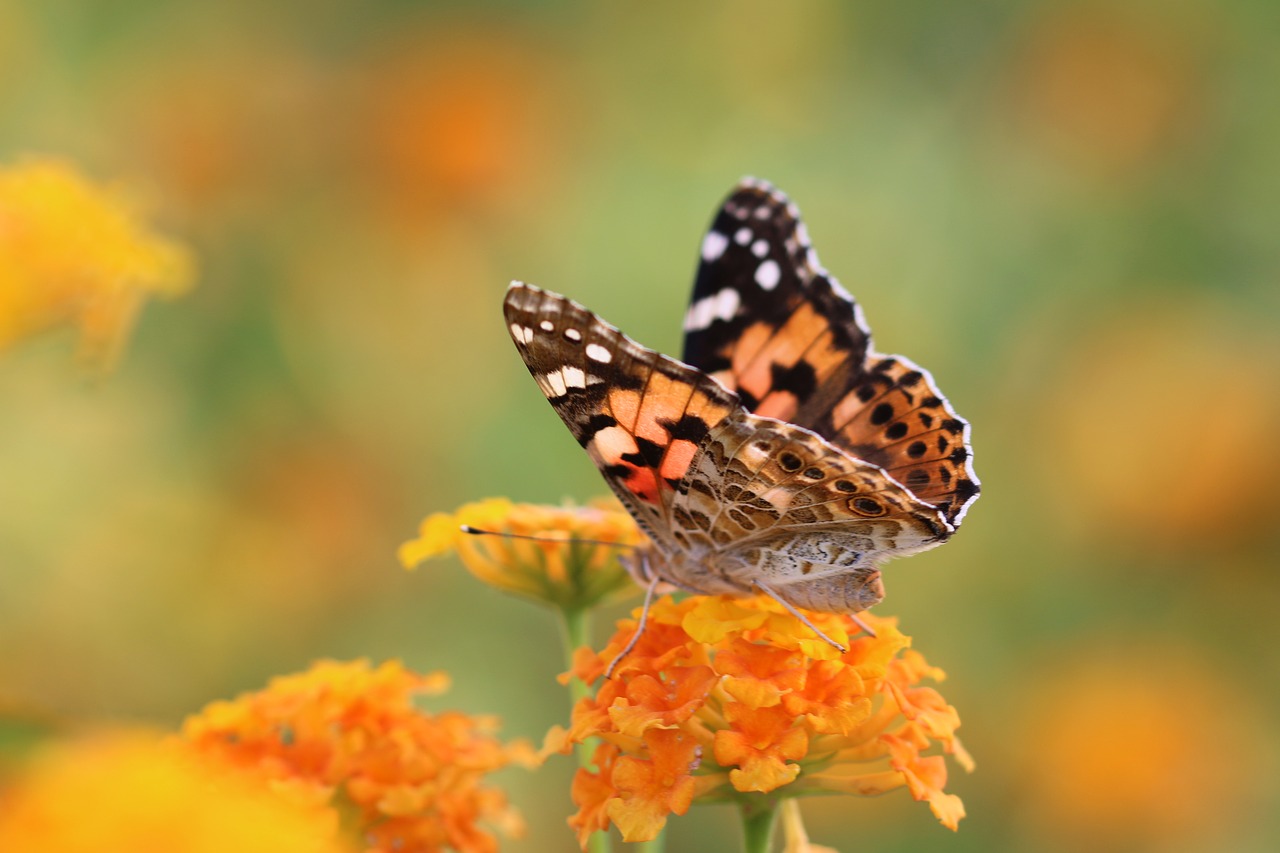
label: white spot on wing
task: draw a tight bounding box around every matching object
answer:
[734,227,752,245]
[563,366,586,389]
[701,231,729,261]
[586,343,612,364]
[684,287,741,331]
[751,239,768,258]
[755,259,781,290]
[564,328,582,342]
[543,370,568,397]
[539,320,554,332]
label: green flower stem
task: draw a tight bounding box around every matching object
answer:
[559,606,593,707]
[559,606,612,853]
[740,799,780,853]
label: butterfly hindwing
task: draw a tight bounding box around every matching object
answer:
[672,409,950,576]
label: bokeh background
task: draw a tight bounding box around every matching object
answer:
[2,2,1278,851]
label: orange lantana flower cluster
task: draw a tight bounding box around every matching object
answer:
[551,594,973,847]
[399,498,643,611]
[182,659,533,853]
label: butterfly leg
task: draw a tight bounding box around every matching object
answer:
[753,581,870,651]
[605,561,663,679]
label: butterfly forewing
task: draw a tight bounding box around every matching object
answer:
[504,282,740,550]
[682,178,980,529]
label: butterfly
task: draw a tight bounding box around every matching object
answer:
[503,178,978,649]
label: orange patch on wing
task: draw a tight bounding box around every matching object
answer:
[755,391,798,421]
[765,304,827,366]
[731,323,777,401]
[609,389,642,430]
[802,330,847,382]
[733,308,852,407]
[635,373,695,445]
[831,388,866,431]
[685,391,732,426]
[624,466,660,504]
[660,439,699,482]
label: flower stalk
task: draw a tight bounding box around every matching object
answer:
[740,798,780,853]
[559,605,613,853]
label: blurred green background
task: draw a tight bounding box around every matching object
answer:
[2,1,1278,851]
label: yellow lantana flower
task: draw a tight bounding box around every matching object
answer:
[399,497,643,610]
[0,157,193,370]
[182,659,532,853]
[551,595,972,847]
[0,731,347,853]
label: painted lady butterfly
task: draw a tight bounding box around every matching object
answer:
[504,178,979,628]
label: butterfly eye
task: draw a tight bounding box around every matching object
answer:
[778,451,803,472]
[850,497,886,517]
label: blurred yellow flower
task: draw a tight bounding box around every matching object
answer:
[549,595,972,847]
[0,157,193,370]
[400,498,644,611]
[182,658,533,853]
[0,730,347,853]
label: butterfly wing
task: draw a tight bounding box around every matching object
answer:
[665,401,949,609]
[681,178,980,529]
[504,282,741,550]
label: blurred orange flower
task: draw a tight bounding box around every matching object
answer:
[354,32,572,233]
[0,730,347,853]
[182,659,533,853]
[1039,298,1280,551]
[0,158,193,370]
[400,498,644,611]
[1016,649,1260,852]
[1009,4,1204,179]
[547,595,972,847]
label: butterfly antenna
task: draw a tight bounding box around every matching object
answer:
[604,567,662,679]
[460,525,638,549]
[753,581,871,651]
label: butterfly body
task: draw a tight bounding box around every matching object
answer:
[503,179,978,616]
